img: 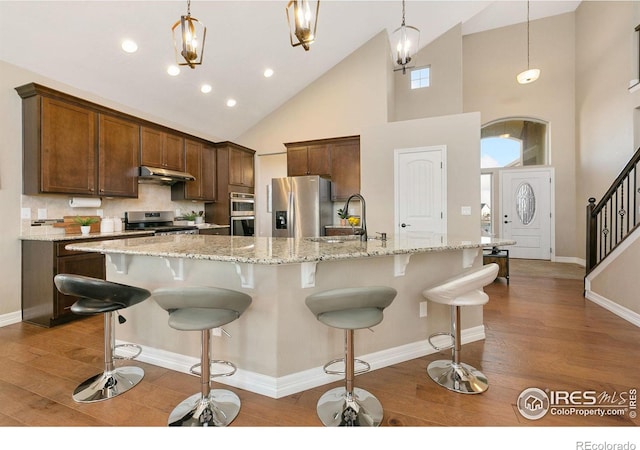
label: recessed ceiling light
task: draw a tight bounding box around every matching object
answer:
[167,65,180,76]
[264,68,274,78]
[226,98,237,107]
[121,39,138,53]
[201,84,212,94]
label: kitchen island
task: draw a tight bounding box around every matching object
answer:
[67,234,514,398]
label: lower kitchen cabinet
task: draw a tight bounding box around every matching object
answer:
[198,227,230,236]
[21,235,150,327]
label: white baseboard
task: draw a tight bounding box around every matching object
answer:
[555,256,586,267]
[125,325,486,399]
[584,290,640,328]
[0,311,22,328]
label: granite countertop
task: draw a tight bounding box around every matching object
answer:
[19,230,155,242]
[65,234,516,265]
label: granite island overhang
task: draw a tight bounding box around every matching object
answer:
[66,234,515,399]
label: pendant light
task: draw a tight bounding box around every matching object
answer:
[517,0,540,84]
[393,0,420,75]
[172,0,206,69]
[286,0,320,51]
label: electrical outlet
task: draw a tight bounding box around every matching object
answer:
[96,209,104,217]
[37,208,47,220]
[419,301,428,317]
[212,327,222,337]
[21,208,31,219]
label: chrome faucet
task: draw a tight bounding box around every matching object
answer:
[343,194,367,241]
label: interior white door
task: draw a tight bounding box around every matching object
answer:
[500,168,552,259]
[395,146,446,237]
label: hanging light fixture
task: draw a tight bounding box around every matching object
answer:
[517,0,540,84]
[393,0,420,75]
[286,0,320,51]
[172,0,206,69]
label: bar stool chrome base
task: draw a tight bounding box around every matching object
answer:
[168,389,241,427]
[317,387,383,427]
[427,360,488,394]
[72,366,144,403]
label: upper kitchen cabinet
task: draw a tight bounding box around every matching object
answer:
[284,135,360,201]
[140,126,185,171]
[217,142,255,189]
[98,114,139,197]
[172,138,216,202]
[286,143,331,178]
[329,136,360,201]
[16,83,139,198]
[18,89,98,195]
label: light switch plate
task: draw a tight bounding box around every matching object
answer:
[37,208,47,220]
[419,301,428,317]
[21,208,31,219]
[461,206,472,216]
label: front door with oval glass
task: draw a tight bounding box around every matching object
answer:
[500,168,553,259]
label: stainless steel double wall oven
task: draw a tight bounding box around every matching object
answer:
[229,192,255,236]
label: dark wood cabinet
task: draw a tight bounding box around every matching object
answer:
[329,137,360,201]
[198,227,231,236]
[172,139,216,201]
[22,234,153,327]
[22,239,105,327]
[205,142,256,225]
[98,114,139,197]
[285,136,360,201]
[287,143,331,178]
[23,95,98,195]
[228,145,255,188]
[17,83,139,198]
[140,126,185,171]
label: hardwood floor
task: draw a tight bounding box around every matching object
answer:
[1,264,638,433]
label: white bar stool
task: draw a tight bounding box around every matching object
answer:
[305,286,397,426]
[153,286,251,427]
[53,274,151,403]
[422,263,499,394]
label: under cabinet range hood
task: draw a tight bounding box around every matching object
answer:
[138,166,196,185]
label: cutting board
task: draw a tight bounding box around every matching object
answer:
[53,216,101,235]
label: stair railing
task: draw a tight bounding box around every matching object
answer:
[586,147,640,274]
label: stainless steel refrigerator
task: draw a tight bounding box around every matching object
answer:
[271,175,332,238]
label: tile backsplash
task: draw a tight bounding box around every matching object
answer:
[21,184,207,235]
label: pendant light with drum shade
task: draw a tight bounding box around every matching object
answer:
[172,0,206,69]
[393,0,420,75]
[517,0,540,84]
[286,0,320,51]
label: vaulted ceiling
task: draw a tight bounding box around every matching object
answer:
[0,1,580,141]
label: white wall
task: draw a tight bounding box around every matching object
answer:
[462,12,576,259]
[393,23,463,122]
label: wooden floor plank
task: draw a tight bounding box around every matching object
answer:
[0,263,638,429]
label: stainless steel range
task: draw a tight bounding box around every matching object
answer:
[124,211,199,235]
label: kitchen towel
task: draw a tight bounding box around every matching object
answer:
[69,197,101,208]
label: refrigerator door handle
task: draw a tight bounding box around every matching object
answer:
[288,191,295,238]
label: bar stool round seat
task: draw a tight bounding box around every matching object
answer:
[153,286,251,427]
[305,286,397,427]
[53,274,151,403]
[422,263,499,394]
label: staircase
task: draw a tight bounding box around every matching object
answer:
[584,147,640,327]
[585,147,640,274]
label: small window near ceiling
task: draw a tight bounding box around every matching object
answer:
[410,67,430,89]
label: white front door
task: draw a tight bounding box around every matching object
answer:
[500,168,553,259]
[395,146,446,237]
